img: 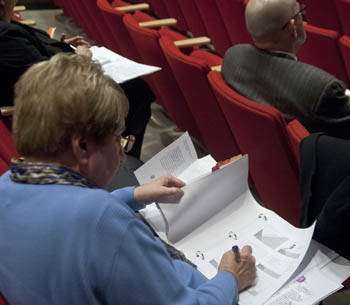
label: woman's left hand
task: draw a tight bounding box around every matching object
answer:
[134,175,186,205]
[61,33,91,48]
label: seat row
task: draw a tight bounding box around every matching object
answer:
[46,0,314,226]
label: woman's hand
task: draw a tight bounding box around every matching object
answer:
[134,174,186,205]
[61,33,91,48]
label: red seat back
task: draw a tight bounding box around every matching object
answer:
[208,70,302,226]
[216,0,254,46]
[0,293,8,305]
[177,0,207,37]
[123,12,203,142]
[336,0,350,36]
[304,0,342,33]
[97,0,144,60]
[160,35,240,161]
[193,0,232,56]
[298,24,349,87]
[0,120,19,167]
[339,35,350,84]
[159,0,189,33]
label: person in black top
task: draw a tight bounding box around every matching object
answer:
[0,0,153,158]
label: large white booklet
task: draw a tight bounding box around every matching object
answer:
[135,132,316,305]
[91,46,161,83]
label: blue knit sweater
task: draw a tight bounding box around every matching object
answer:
[0,171,238,305]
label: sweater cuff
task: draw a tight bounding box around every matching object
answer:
[111,186,144,211]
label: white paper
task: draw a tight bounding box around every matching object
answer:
[137,137,315,305]
[91,46,161,83]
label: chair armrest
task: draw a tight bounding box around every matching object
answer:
[19,19,36,26]
[286,119,309,165]
[210,65,221,72]
[115,3,149,12]
[174,37,211,48]
[14,5,26,12]
[139,18,177,28]
[1,106,14,117]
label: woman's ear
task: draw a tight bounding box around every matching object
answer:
[71,133,90,166]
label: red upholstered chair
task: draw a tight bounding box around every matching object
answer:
[177,0,207,37]
[0,293,8,305]
[0,119,19,172]
[216,0,254,47]
[303,0,342,33]
[97,0,149,61]
[123,12,203,142]
[336,0,350,36]
[208,70,305,226]
[157,0,188,33]
[339,35,350,84]
[286,120,310,166]
[146,0,169,19]
[159,35,239,161]
[193,0,232,56]
[298,24,349,87]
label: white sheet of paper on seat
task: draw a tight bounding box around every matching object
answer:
[91,46,161,83]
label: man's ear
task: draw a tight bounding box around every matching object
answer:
[290,19,298,38]
[71,133,90,166]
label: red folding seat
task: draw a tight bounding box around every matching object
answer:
[303,0,342,33]
[158,0,188,33]
[286,120,310,166]
[146,0,169,19]
[159,35,239,161]
[216,0,254,46]
[298,24,349,87]
[339,35,350,84]
[0,293,8,305]
[193,0,232,56]
[177,0,207,37]
[123,12,203,142]
[208,70,308,226]
[97,0,147,61]
[0,119,19,169]
[335,0,350,36]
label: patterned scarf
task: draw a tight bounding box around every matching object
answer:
[10,158,97,188]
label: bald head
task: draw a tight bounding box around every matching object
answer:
[245,0,297,44]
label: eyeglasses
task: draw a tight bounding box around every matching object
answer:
[281,3,306,30]
[119,135,135,153]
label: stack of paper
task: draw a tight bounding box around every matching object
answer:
[135,132,350,305]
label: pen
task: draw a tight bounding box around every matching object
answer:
[232,245,241,263]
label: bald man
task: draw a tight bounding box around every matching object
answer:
[222,0,350,139]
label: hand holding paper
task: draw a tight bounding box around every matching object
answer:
[134,174,185,205]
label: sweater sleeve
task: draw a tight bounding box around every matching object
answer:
[103,217,238,305]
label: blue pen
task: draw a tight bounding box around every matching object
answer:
[232,245,241,263]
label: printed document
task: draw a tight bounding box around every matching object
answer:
[91,46,161,83]
[136,132,316,305]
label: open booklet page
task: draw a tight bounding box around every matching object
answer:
[136,133,316,305]
[91,46,161,84]
[265,240,350,305]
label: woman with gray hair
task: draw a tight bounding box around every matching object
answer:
[0,53,256,305]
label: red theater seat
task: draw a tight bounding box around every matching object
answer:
[339,35,350,84]
[193,0,232,56]
[177,0,207,37]
[123,12,203,142]
[208,70,306,226]
[336,0,350,36]
[303,0,342,33]
[160,35,239,161]
[298,24,349,87]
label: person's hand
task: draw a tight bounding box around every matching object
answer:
[218,245,256,292]
[134,174,186,205]
[60,33,91,48]
[75,45,92,58]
